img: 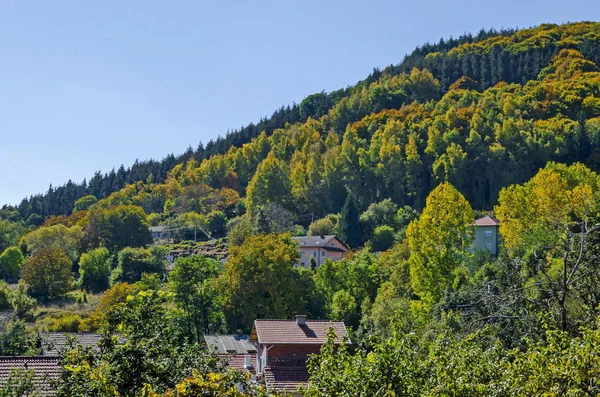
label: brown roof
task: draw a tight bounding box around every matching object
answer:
[250,319,348,345]
[0,356,61,396]
[218,354,257,376]
[263,366,309,393]
[473,215,500,226]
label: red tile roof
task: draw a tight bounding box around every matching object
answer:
[250,320,348,345]
[263,366,309,393]
[473,215,500,226]
[0,356,61,396]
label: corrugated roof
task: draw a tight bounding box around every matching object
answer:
[0,356,60,396]
[263,366,309,393]
[250,320,348,345]
[40,333,104,356]
[473,215,500,226]
[204,335,256,354]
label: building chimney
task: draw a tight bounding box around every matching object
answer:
[296,315,307,326]
[244,355,252,368]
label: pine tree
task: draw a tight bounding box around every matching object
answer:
[339,193,362,249]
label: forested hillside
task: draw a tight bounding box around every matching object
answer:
[4,22,599,225]
[2,21,600,396]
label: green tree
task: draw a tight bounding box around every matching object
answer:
[112,246,166,284]
[218,233,305,332]
[226,217,255,247]
[246,153,291,217]
[406,182,474,307]
[22,224,83,262]
[359,199,398,238]
[496,163,600,332]
[308,216,338,236]
[339,194,362,248]
[169,255,223,341]
[84,205,152,252]
[0,219,24,253]
[371,225,395,252]
[10,281,37,320]
[78,248,111,293]
[58,290,220,397]
[0,319,36,356]
[0,368,39,397]
[73,195,98,212]
[0,281,11,310]
[0,247,25,283]
[206,211,227,238]
[22,248,74,300]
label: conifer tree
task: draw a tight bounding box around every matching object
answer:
[339,193,362,249]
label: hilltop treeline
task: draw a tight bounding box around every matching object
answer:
[5,22,600,225]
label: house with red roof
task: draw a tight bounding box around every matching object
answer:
[249,315,349,394]
[471,215,501,255]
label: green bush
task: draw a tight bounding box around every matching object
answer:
[371,225,396,252]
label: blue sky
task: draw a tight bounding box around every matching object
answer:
[0,0,598,205]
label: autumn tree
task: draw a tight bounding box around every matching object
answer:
[496,162,600,332]
[22,224,83,262]
[22,247,74,300]
[406,182,474,307]
[218,233,305,332]
[246,153,291,217]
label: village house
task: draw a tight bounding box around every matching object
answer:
[149,225,173,241]
[249,315,349,394]
[471,215,501,256]
[293,235,349,268]
[40,332,104,356]
[203,334,258,378]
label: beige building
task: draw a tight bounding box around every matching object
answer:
[293,235,349,268]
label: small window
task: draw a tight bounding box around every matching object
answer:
[485,230,493,238]
[313,251,317,258]
[485,242,493,250]
[322,251,326,257]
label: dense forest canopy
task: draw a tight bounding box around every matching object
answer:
[4,21,600,226]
